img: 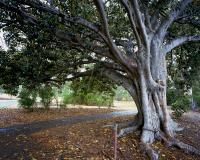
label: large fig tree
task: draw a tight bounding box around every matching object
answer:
[0,0,200,159]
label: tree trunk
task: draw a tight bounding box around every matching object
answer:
[139,75,170,143]
[138,54,175,143]
[103,49,200,159]
[190,88,197,110]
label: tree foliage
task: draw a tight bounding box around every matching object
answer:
[18,85,54,111]
[167,30,200,112]
[193,83,200,107]
[115,86,132,101]
[38,85,54,109]
[18,87,37,112]
[0,0,199,94]
[62,76,116,106]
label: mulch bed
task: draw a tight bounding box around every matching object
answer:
[0,108,200,160]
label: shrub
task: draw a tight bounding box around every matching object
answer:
[167,88,178,106]
[193,83,200,107]
[38,85,54,109]
[62,93,75,105]
[62,92,113,107]
[172,95,190,117]
[59,103,67,109]
[52,87,61,108]
[61,77,115,107]
[85,93,113,106]
[18,87,37,112]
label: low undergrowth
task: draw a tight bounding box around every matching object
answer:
[62,92,114,107]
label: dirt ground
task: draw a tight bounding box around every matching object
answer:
[0,108,115,127]
[0,108,200,160]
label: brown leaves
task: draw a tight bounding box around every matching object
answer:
[16,134,28,142]
[1,108,200,159]
[0,108,114,127]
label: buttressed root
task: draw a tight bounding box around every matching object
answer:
[117,126,139,138]
[147,131,200,160]
[117,119,141,138]
[105,121,200,160]
[140,142,159,160]
[169,139,200,155]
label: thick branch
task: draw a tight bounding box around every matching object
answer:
[115,38,136,55]
[144,9,153,33]
[102,69,136,97]
[150,11,160,32]
[131,0,148,47]
[0,1,38,25]
[119,0,142,46]
[68,17,107,42]
[52,70,96,83]
[163,35,200,54]
[94,0,137,74]
[93,0,110,37]
[0,0,108,44]
[101,62,125,72]
[156,0,192,40]
[28,0,107,41]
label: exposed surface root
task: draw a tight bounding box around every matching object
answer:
[104,120,200,159]
[103,119,140,138]
[170,120,184,132]
[170,139,200,155]
[140,142,159,160]
[103,120,137,128]
[156,131,200,155]
[155,131,171,147]
[117,119,141,138]
[141,131,200,160]
[117,126,139,138]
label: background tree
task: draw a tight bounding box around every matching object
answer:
[18,84,55,111]
[0,0,200,159]
[38,84,54,110]
[115,86,133,101]
[18,86,37,112]
[167,40,200,113]
[193,79,200,107]
[62,76,116,106]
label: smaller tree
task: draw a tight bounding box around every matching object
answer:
[192,80,200,108]
[18,87,37,112]
[52,87,61,108]
[62,76,116,107]
[38,85,54,110]
[172,95,190,117]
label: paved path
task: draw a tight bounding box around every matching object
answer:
[183,111,200,122]
[0,100,18,108]
[0,110,137,136]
